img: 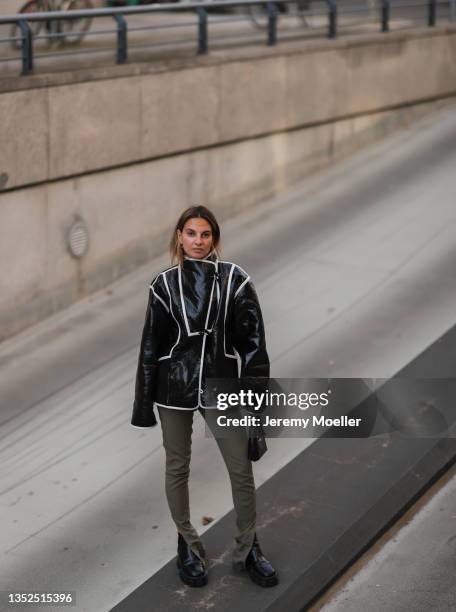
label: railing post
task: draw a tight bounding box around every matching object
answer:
[327,0,337,38]
[267,2,277,46]
[114,14,128,64]
[381,0,390,32]
[428,0,437,26]
[18,19,33,75]
[197,7,208,55]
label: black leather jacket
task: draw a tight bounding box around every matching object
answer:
[131,250,269,427]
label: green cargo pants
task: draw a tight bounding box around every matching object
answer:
[157,406,257,567]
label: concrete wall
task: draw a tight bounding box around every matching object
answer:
[1,26,456,339]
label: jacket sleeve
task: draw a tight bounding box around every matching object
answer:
[131,278,168,428]
[232,276,270,380]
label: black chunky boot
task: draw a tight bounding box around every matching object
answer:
[176,533,208,587]
[244,533,278,587]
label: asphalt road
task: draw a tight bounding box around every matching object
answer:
[0,103,456,611]
[320,468,456,612]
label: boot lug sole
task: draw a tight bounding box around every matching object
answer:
[246,567,279,588]
[176,558,208,587]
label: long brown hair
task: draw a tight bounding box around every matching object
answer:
[170,206,221,265]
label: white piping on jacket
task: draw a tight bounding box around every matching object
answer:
[155,401,198,411]
[159,271,181,361]
[222,265,250,363]
[224,264,238,360]
[178,265,201,337]
[216,272,221,306]
[150,276,170,314]
[219,260,249,278]
[183,255,217,265]
[234,275,250,299]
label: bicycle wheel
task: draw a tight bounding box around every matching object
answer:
[61,0,93,45]
[296,0,312,26]
[247,3,272,29]
[10,0,45,51]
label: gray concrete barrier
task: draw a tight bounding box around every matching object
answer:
[0,27,455,339]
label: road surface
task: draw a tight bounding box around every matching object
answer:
[319,467,456,612]
[0,102,456,611]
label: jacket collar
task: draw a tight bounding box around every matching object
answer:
[182,249,218,268]
[179,249,220,336]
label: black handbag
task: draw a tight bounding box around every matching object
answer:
[247,423,268,461]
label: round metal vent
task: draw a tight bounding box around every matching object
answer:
[67,217,89,259]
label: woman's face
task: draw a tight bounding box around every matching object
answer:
[178,217,214,259]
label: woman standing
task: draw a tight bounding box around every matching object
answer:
[131,206,278,588]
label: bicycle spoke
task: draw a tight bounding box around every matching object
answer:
[10,0,44,50]
[61,0,93,45]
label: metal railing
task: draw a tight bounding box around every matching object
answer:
[0,0,449,76]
